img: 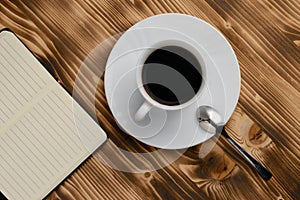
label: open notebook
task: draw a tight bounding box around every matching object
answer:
[0,30,107,200]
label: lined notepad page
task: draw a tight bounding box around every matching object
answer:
[0,30,107,200]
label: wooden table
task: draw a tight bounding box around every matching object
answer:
[1,0,299,199]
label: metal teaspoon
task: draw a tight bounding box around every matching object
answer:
[197,105,272,180]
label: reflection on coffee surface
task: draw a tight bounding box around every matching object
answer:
[142,46,202,106]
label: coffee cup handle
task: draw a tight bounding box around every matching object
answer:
[134,101,152,122]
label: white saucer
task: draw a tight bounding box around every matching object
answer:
[104,14,240,149]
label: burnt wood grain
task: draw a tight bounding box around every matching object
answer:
[1,0,299,199]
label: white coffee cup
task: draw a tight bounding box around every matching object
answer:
[134,40,206,122]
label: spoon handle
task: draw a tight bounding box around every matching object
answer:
[221,129,272,180]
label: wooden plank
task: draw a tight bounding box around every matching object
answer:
[173,105,299,199]
[1,0,299,199]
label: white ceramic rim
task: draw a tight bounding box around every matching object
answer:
[135,39,207,111]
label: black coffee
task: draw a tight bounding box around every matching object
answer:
[142,46,202,106]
